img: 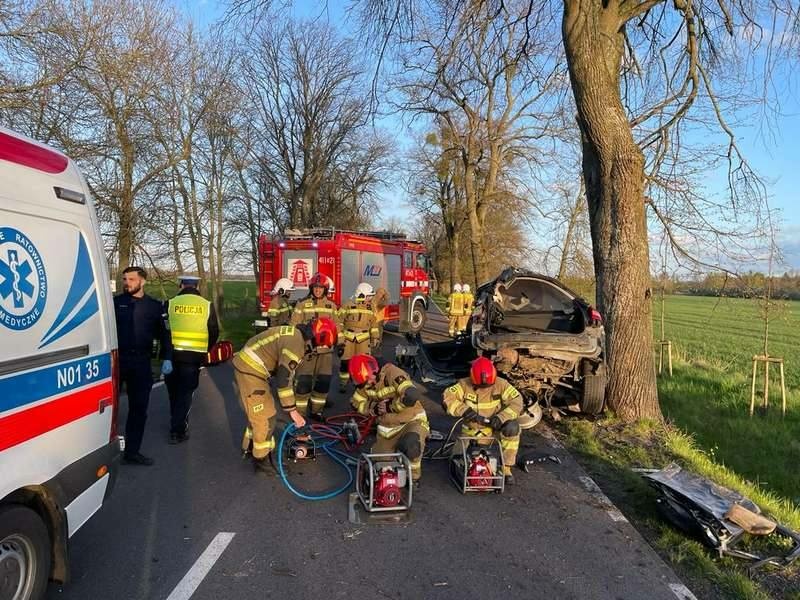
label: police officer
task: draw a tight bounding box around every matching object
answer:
[442,356,523,484]
[165,275,219,444]
[114,266,172,466]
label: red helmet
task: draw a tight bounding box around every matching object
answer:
[309,273,330,294]
[470,356,496,387]
[310,317,337,348]
[349,354,379,386]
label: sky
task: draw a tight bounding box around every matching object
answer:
[174,0,800,272]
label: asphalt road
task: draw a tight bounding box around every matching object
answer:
[45,330,696,600]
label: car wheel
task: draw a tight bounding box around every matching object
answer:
[409,301,427,333]
[0,505,51,600]
[580,363,606,415]
[518,402,543,430]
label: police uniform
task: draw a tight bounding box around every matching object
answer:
[267,294,292,326]
[446,290,465,336]
[351,363,428,481]
[165,281,219,442]
[442,376,523,476]
[113,292,171,461]
[338,299,379,390]
[458,290,474,334]
[232,326,308,459]
[290,295,339,415]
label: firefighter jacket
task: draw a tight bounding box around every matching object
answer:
[339,299,379,345]
[443,376,523,436]
[234,325,309,412]
[291,296,339,326]
[267,294,292,326]
[447,292,465,316]
[167,288,219,364]
[373,287,390,324]
[351,363,429,439]
[462,292,475,314]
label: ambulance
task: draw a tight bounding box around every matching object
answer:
[0,127,121,599]
[256,228,432,332]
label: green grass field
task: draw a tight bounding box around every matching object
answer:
[655,295,800,503]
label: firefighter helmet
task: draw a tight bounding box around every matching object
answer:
[463,284,471,293]
[349,354,379,386]
[309,273,331,295]
[354,282,375,299]
[453,283,463,293]
[309,316,337,348]
[272,277,294,296]
[470,356,497,387]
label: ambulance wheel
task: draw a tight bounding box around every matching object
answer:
[0,505,51,600]
[409,301,427,333]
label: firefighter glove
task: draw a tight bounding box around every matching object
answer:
[336,345,345,357]
[461,408,479,423]
[374,401,388,416]
[161,360,173,376]
[489,415,503,431]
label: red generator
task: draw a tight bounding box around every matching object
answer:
[256,228,432,333]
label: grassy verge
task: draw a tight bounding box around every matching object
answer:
[557,416,800,600]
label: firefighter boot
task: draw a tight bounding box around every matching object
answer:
[503,466,516,486]
[253,455,277,477]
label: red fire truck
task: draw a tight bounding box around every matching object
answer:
[256,228,432,332]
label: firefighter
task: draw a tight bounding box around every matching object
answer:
[348,354,428,483]
[290,274,340,416]
[232,317,338,474]
[338,282,380,392]
[372,287,390,351]
[266,277,295,326]
[458,283,474,335]
[165,275,219,445]
[442,356,523,485]
[446,283,464,337]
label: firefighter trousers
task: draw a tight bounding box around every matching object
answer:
[448,315,462,336]
[295,350,333,415]
[371,421,427,481]
[456,315,470,334]
[339,331,372,389]
[233,366,277,459]
[452,420,521,474]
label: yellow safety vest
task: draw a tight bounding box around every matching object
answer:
[168,294,211,353]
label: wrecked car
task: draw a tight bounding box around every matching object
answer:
[403,267,606,423]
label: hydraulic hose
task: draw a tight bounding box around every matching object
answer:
[277,422,357,501]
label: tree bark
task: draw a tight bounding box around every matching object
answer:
[558,179,585,280]
[562,0,662,422]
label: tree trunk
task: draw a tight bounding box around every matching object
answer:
[562,0,661,422]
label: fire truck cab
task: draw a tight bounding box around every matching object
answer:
[256,228,432,333]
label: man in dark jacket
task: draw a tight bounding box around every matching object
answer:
[164,275,219,444]
[114,266,172,466]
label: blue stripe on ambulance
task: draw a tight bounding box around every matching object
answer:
[40,233,99,348]
[0,353,111,414]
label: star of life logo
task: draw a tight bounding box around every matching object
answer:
[0,227,48,330]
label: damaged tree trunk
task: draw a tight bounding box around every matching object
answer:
[563,0,661,422]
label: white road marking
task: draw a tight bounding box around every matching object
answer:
[669,583,699,600]
[578,476,630,523]
[165,532,235,600]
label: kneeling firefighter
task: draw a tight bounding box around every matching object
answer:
[349,354,429,482]
[338,282,380,392]
[233,317,338,474]
[442,356,523,484]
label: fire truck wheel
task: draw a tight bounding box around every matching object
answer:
[0,505,51,600]
[409,301,427,333]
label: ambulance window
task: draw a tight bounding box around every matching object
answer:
[404,252,414,268]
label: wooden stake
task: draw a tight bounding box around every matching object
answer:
[750,357,757,417]
[780,361,787,417]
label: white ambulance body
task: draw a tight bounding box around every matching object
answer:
[0,127,121,599]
